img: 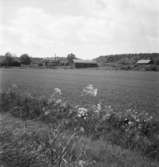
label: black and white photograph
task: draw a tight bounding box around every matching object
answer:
[0,0,159,166]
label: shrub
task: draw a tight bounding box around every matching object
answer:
[145,65,158,71]
[152,57,159,65]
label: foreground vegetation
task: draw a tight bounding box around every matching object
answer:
[1,113,158,167]
[0,85,159,166]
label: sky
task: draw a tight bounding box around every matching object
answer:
[0,0,159,59]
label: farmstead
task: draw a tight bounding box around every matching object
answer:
[73,59,98,68]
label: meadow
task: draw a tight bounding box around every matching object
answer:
[0,68,159,167]
[0,68,159,115]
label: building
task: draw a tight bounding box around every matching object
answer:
[73,59,98,68]
[43,58,59,66]
[42,57,68,67]
[136,59,152,65]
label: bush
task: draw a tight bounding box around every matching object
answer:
[152,57,159,65]
[145,65,159,71]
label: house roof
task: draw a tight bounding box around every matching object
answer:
[136,59,151,64]
[73,59,97,64]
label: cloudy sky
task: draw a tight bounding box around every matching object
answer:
[0,0,159,59]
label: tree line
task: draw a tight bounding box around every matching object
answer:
[0,52,31,67]
[0,52,77,67]
[96,53,159,66]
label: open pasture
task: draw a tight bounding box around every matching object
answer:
[0,68,159,115]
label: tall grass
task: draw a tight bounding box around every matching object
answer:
[0,114,158,167]
[0,84,159,162]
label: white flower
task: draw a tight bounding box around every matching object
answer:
[77,107,88,117]
[94,103,102,113]
[44,111,50,115]
[103,113,111,120]
[108,105,112,109]
[55,99,62,104]
[128,121,134,126]
[78,160,86,167]
[61,102,67,108]
[48,88,62,104]
[97,103,102,111]
[136,118,140,122]
[26,92,33,99]
[54,88,62,95]
[79,127,85,133]
[11,84,18,90]
[82,84,98,97]
[48,95,55,104]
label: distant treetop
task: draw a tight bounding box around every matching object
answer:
[20,54,31,65]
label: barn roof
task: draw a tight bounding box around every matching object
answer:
[73,59,97,64]
[136,59,151,64]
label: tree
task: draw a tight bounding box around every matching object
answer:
[20,54,31,65]
[0,52,21,67]
[2,52,14,66]
[67,53,76,65]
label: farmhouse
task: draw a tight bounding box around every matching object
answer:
[43,58,60,66]
[136,59,152,65]
[42,57,68,67]
[73,59,98,68]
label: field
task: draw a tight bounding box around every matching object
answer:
[1,68,159,166]
[0,68,159,115]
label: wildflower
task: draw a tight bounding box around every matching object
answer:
[128,121,134,126]
[102,113,111,120]
[25,92,33,99]
[37,145,42,152]
[108,105,112,109]
[11,84,18,90]
[78,160,86,167]
[61,102,67,108]
[97,103,102,111]
[48,95,54,104]
[55,99,62,105]
[136,118,140,122]
[75,105,80,109]
[82,84,98,97]
[54,88,62,95]
[77,107,88,118]
[94,103,102,114]
[79,127,85,133]
[42,107,46,112]
[44,110,50,116]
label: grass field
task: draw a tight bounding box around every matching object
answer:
[1,68,159,166]
[0,68,159,115]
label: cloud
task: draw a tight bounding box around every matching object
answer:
[1,0,159,58]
